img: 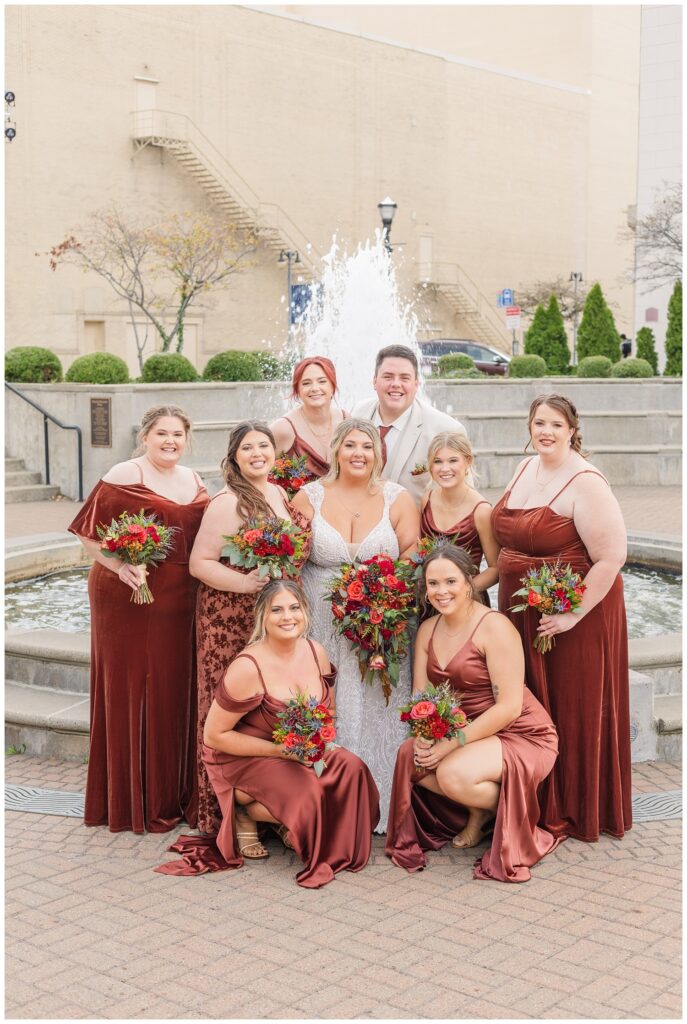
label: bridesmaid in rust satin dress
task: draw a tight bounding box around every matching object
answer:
[492,394,632,842]
[421,432,499,605]
[68,406,209,833]
[386,546,559,882]
[188,422,311,836]
[270,356,348,479]
[160,580,379,886]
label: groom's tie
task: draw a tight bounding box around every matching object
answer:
[379,425,392,469]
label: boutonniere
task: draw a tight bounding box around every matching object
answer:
[411,463,428,477]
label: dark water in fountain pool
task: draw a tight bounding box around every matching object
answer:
[4,565,683,638]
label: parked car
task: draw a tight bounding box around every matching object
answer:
[419,339,511,376]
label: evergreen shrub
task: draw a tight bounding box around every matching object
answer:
[203,351,263,382]
[635,327,658,375]
[436,353,476,376]
[611,358,654,378]
[524,297,570,374]
[141,353,199,383]
[5,346,63,383]
[577,283,621,362]
[576,356,612,378]
[664,280,682,376]
[66,353,130,384]
[508,354,547,378]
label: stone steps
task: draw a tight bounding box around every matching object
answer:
[5,627,680,761]
[5,457,61,503]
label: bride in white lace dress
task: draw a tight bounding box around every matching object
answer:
[292,419,420,831]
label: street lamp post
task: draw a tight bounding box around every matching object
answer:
[569,271,583,365]
[279,249,300,337]
[377,197,398,253]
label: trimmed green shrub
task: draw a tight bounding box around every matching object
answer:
[66,353,130,384]
[203,350,263,382]
[444,368,487,379]
[141,353,199,383]
[508,354,547,378]
[524,298,570,374]
[5,346,63,383]
[576,355,612,378]
[251,351,287,381]
[634,327,658,375]
[664,280,682,376]
[577,283,621,362]
[436,353,476,376]
[611,357,654,378]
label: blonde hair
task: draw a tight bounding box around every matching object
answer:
[248,579,311,644]
[133,405,192,456]
[322,418,383,487]
[427,431,479,486]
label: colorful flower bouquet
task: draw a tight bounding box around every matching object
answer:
[221,517,309,579]
[326,553,418,704]
[269,452,317,499]
[399,681,469,754]
[97,509,177,604]
[510,560,587,653]
[272,692,338,777]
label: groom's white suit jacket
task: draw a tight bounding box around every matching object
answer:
[351,397,467,506]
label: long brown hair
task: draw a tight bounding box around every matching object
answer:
[248,579,311,643]
[527,394,587,457]
[221,421,276,522]
[419,544,477,616]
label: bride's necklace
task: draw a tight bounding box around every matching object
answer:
[535,452,572,490]
[336,489,375,520]
[301,408,332,440]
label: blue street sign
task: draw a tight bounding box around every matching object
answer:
[501,288,514,305]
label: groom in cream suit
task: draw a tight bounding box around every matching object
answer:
[352,344,468,506]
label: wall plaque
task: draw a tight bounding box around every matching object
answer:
[90,397,112,447]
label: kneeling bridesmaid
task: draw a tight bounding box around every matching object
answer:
[386,546,560,883]
[202,579,379,888]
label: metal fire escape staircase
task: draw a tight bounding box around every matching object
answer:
[131,109,321,279]
[417,260,511,351]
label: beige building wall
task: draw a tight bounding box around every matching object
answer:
[6,5,641,372]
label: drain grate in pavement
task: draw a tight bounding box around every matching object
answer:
[3,784,682,822]
[632,789,681,822]
[5,784,85,817]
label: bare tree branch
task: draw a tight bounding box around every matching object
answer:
[622,181,682,290]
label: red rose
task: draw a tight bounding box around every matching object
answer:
[127,524,147,543]
[283,733,298,749]
[528,590,543,607]
[319,725,336,742]
[384,574,400,589]
[369,608,383,624]
[410,700,436,720]
[146,526,160,543]
[279,535,295,556]
[430,718,449,739]
[347,581,365,601]
[104,538,118,552]
[559,597,571,612]
[400,712,411,722]
[380,628,392,640]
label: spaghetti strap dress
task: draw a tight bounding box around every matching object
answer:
[420,496,492,606]
[194,497,311,834]
[385,613,560,882]
[279,413,342,479]
[492,462,632,841]
[159,640,380,887]
[68,469,209,833]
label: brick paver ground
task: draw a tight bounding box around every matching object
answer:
[4,486,682,541]
[5,756,681,1019]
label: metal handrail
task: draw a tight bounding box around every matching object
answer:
[5,382,84,501]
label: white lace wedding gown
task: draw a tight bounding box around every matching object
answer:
[301,480,412,833]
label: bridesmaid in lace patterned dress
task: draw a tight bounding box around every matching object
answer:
[292,418,419,832]
[188,422,310,835]
[420,432,499,605]
[270,356,348,479]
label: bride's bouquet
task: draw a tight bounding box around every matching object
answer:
[326,554,418,704]
[97,509,177,604]
[221,517,310,579]
[510,559,586,653]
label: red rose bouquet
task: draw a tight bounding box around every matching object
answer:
[510,559,587,653]
[399,682,469,758]
[272,691,338,777]
[326,553,418,704]
[269,452,317,499]
[97,509,177,604]
[221,517,310,579]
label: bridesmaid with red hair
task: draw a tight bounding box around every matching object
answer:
[270,356,347,478]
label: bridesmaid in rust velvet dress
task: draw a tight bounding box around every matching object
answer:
[187,422,310,836]
[68,406,209,833]
[161,580,379,886]
[420,432,499,605]
[492,394,632,842]
[386,546,559,882]
[270,356,347,478]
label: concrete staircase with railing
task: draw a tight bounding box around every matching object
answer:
[131,109,321,279]
[417,261,512,352]
[5,456,60,503]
